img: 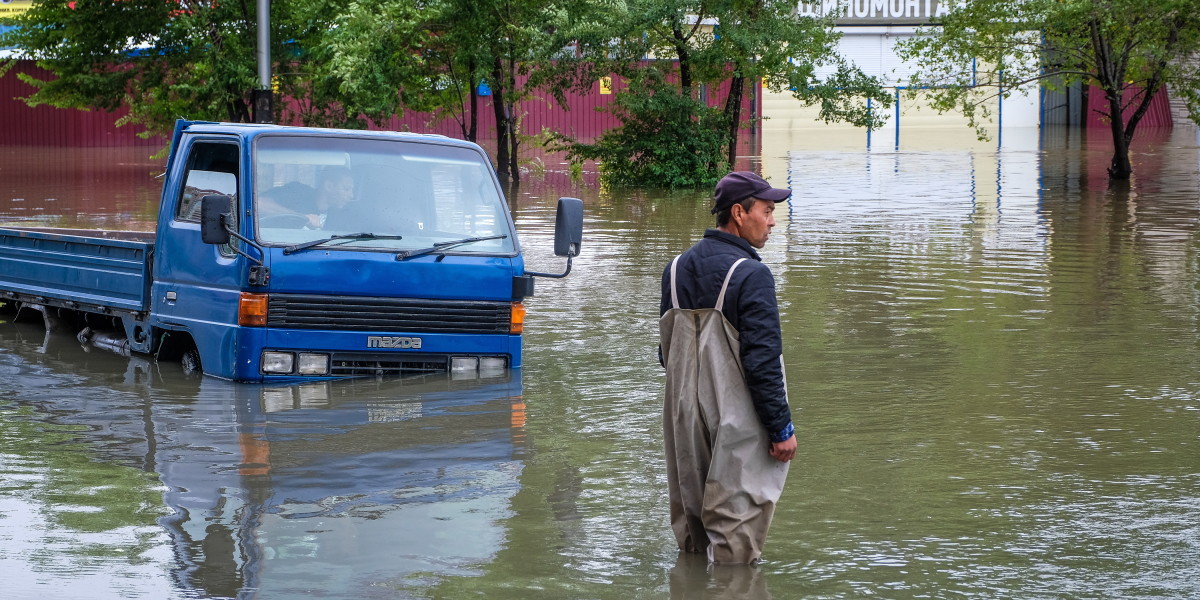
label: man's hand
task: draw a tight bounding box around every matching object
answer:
[769,434,796,462]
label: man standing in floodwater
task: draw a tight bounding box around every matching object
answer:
[659,171,797,564]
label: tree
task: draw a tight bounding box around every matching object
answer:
[691,0,890,166]
[419,1,493,143]
[326,0,577,183]
[480,0,590,183]
[560,0,890,186]
[300,0,429,129]
[895,0,1200,180]
[2,0,255,134]
[0,0,427,135]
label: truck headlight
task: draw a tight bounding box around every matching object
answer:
[479,356,507,376]
[262,351,295,374]
[451,356,479,373]
[297,353,330,375]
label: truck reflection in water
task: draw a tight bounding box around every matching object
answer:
[0,317,526,599]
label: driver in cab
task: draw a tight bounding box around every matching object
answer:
[260,167,355,229]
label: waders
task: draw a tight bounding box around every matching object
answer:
[660,256,789,563]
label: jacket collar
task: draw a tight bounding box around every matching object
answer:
[703,228,762,261]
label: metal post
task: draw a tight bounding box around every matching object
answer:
[253,0,273,123]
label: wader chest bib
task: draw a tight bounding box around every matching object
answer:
[660,256,789,564]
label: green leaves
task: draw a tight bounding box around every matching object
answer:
[896,0,1200,178]
[557,0,888,186]
[2,0,890,181]
[559,70,729,188]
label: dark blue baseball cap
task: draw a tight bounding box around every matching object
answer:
[711,171,792,214]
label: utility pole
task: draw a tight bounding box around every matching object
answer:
[253,0,273,123]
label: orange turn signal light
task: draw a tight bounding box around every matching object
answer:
[510,301,526,334]
[239,293,268,326]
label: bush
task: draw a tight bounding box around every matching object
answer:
[559,73,729,188]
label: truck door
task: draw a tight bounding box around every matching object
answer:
[151,139,254,376]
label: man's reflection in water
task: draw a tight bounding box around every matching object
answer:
[669,552,774,600]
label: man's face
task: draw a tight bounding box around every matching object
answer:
[735,198,776,248]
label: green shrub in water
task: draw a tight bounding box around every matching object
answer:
[557,73,729,189]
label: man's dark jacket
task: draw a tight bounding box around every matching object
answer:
[659,229,794,441]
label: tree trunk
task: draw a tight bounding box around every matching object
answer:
[491,57,511,183]
[724,75,746,169]
[228,98,251,123]
[468,59,479,143]
[1109,20,1178,181]
[504,57,519,184]
[1089,17,1135,180]
[507,117,520,183]
[672,25,692,95]
[1105,90,1133,179]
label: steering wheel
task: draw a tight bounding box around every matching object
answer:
[260,213,311,229]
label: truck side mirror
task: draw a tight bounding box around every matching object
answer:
[553,197,583,257]
[200,194,233,245]
[525,197,583,280]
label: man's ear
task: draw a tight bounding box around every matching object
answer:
[730,202,746,225]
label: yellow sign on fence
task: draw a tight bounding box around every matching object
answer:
[0,0,33,19]
[599,77,612,95]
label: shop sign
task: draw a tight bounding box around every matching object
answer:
[797,0,951,24]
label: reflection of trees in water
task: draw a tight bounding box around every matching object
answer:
[0,322,171,592]
[0,146,165,230]
[0,322,525,598]
[1040,125,1200,312]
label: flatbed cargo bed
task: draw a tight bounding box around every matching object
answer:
[0,226,154,315]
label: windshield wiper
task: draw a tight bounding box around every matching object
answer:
[395,234,508,261]
[284,233,404,255]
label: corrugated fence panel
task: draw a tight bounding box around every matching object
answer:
[1085,84,1173,129]
[5,60,756,147]
[386,72,625,141]
[0,61,165,147]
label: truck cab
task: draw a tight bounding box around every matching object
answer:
[151,121,580,381]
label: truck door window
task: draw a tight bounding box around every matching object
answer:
[179,142,239,223]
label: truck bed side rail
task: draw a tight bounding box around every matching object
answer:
[0,228,153,314]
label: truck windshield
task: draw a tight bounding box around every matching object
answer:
[253,135,515,256]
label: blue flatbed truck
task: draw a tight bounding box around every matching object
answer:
[0,120,582,381]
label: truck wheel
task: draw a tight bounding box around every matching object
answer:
[181,348,202,377]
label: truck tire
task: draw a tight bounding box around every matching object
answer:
[181,348,202,377]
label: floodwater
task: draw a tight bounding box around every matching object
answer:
[3,125,1200,599]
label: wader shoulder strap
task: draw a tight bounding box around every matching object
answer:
[669,255,682,309]
[715,258,748,312]
[669,255,748,311]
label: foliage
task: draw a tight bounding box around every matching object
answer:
[1,0,893,185]
[895,0,1200,179]
[556,0,891,185]
[558,70,729,188]
[3,0,263,134]
[292,0,427,129]
[325,0,580,181]
[0,0,411,134]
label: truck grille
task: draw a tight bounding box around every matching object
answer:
[267,294,511,334]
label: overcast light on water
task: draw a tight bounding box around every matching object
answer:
[2,124,1200,598]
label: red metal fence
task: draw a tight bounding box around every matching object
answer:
[2,60,760,147]
[0,61,166,146]
[1085,84,1173,129]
